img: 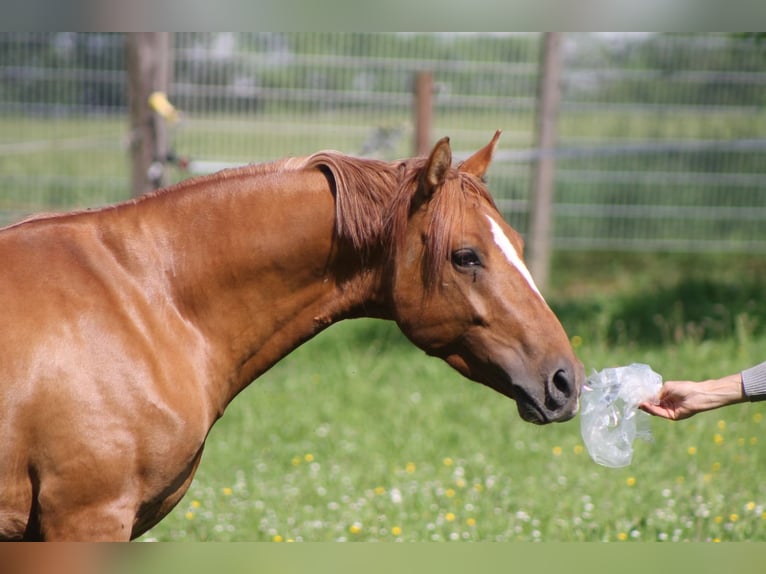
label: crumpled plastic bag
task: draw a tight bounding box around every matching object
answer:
[580,363,662,468]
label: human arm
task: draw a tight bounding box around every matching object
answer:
[638,373,746,420]
[640,361,766,420]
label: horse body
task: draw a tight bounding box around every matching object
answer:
[0,133,582,540]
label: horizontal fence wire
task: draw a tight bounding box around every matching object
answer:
[1,32,765,252]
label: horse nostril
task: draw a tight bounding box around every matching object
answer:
[544,365,581,420]
[552,369,573,397]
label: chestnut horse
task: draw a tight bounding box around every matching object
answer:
[0,132,581,541]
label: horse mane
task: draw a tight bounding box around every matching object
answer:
[306,150,498,288]
[7,150,498,290]
[159,151,402,258]
[306,151,400,256]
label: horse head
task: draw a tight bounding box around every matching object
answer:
[388,132,582,424]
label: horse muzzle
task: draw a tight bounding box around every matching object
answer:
[498,359,583,424]
[438,347,583,424]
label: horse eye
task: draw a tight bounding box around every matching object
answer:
[451,248,482,269]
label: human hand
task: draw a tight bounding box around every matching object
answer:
[639,375,745,420]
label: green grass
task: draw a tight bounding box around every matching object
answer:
[139,252,766,542]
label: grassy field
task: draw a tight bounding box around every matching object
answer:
[138,251,766,542]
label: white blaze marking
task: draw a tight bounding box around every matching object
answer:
[486,215,545,301]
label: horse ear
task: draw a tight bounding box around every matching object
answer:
[458,129,502,179]
[423,137,452,195]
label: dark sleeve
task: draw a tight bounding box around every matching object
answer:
[741,361,766,401]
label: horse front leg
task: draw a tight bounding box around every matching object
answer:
[28,459,141,541]
[34,444,206,541]
[35,496,137,541]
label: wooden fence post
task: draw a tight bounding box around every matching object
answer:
[527,32,563,294]
[414,71,433,156]
[126,32,172,197]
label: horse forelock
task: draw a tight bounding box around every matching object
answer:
[384,161,499,290]
[422,172,498,289]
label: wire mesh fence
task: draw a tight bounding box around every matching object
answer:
[1,32,765,253]
[554,33,766,252]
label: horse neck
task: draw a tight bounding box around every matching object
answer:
[135,168,389,405]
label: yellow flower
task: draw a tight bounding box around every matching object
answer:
[730,513,739,522]
[185,511,195,520]
[374,486,386,495]
[222,487,233,496]
[750,437,758,446]
[445,488,456,498]
[713,433,724,445]
[626,477,636,487]
[291,456,301,466]
[304,453,314,462]
[712,462,721,472]
[473,483,484,493]
[349,523,362,535]
[745,501,756,512]
[617,532,628,541]
[191,500,201,509]
[443,457,454,467]
[571,335,583,348]
[675,476,685,485]
[714,516,723,524]
[712,538,721,543]
[573,445,584,455]
[716,420,726,431]
[445,512,456,522]
[405,462,416,474]
[391,526,402,536]
[272,534,283,542]
[753,412,763,423]
[687,446,697,456]
[552,446,563,457]
[455,478,467,489]
[466,517,476,527]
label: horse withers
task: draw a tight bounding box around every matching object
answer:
[0,131,582,540]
